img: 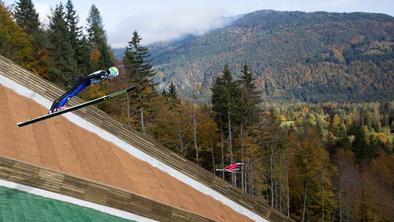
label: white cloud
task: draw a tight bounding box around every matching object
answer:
[3,0,393,48]
[109,8,231,47]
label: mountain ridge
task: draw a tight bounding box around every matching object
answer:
[115,10,394,102]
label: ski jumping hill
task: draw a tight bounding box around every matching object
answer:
[0,55,291,222]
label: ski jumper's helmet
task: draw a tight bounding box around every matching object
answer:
[108,67,119,78]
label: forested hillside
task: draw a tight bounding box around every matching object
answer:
[2,1,393,221]
[148,10,394,102]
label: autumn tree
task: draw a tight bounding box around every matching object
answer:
[150,94,182,150]
[252,112,292,211]
[13,0,46,75]
[289,127,335,221]
[0,1,34,68]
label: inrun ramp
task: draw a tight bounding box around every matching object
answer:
[0,55,292,222]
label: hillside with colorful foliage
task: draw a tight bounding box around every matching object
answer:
[1,1,393,221]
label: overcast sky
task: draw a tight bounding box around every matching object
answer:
[4,0,394,47]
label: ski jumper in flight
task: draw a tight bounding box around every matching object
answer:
[49,67,119,113]
[223,162,244,171]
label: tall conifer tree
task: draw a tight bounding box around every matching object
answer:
[211,64,241,180]
[239,63,261,125]
[65,0,89,75]
[47,3,77,85]
[237,63,261,190]
[14,0,40,34]
[238,63,261,163]
[65,0,80,49]
[123,31,156,134]
[86,4,112,70]
[13,0,46,76]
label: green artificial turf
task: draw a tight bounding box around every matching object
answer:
[0,186,137,222]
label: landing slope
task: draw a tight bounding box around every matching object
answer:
[0,185,136,222]
[0,55,291,221]
[0,85,249,221]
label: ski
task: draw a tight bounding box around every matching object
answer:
[17,86,135,127]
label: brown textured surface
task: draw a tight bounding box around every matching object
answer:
[0,156,214,222]
[0,85,252,222]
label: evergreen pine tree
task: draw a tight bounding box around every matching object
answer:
[86,4,112,70]
[13,0,40,34]
[65,0,89,75]
[76,35,91,74]
[47,3,77,86]
[238,63,261,178]
[167,82,179,110]
[239,63,261,126]
[65,0,80,49]
[211,65,241,165]
[123,31,157,134]
[13,0,47,76]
